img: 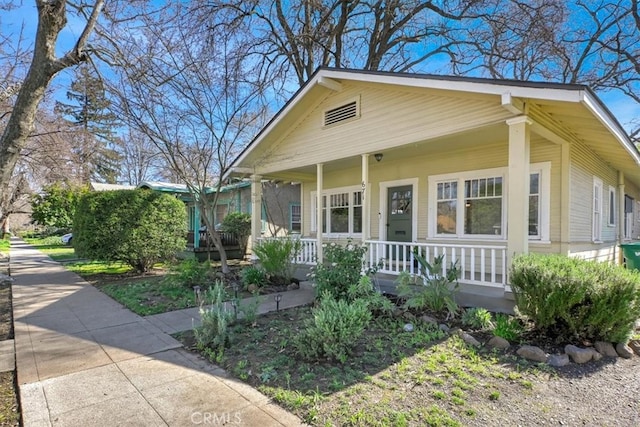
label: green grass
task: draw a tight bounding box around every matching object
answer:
[99,279,197,316]
[24,237,77,261]
[0,239,9,254]
[65,261,132,276]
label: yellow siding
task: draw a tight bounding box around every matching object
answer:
[257,82,512,175]
[570,141,618,243]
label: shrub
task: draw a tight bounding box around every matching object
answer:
[294,292,371,363]
[253,238,301,285]
[241,266,267,289]
[194,281,235,355]
[31,184,87,230]
[347,276,394,317]
[492,313,524,342]
[396,251,460,319]
[74,189,187,273]
[163,259,211,288]
[510,254,640,343]
[461,307,494,330]
[312,240,372,300]
[221,212,251,256]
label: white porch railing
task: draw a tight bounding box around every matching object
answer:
[366,240,507,287]
[257,237,507,287]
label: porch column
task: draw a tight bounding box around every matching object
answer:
[618,171,625,264]
[250,174,262,260]
[361,154,370,244]
[506,116,531,267]
[316,163,324,263]
[193,206,200,249]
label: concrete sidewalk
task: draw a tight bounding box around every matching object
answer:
[10,239,313,426]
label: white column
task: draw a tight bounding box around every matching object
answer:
[316,163,324,263]
[618,171,625,265]
[250,174,262,260]
[560,142,570,255]
[361,154,370,244]
[506,116,531,267]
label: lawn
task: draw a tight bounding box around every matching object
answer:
[23,236,77,261]
[0,239,9,254]
[177,306,548,426]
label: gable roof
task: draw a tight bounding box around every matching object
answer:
[227,67,640,181]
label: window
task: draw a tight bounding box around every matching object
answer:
[290,204,301,233]
[529,173,540,238]
[429,163,550,241]
[464,177,503,235]
[608,186,616,227]
[593,177,603,242]
[436,181,457,234]
[311,186,363,235]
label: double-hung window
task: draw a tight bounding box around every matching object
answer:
[290,204,301,233]
[430,163,550,241]
[311,186,363,235]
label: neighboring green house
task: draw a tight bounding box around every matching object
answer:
[137,180,301,256]
[226,68,640,299]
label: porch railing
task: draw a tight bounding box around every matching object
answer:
[366,240,507,287]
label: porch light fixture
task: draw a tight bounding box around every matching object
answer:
[374,153,383,162]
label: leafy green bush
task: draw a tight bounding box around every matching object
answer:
[295,292,371,363]
[163,259,211,288]
[253,238,301,285]
[396,252,460,319]
[31,184,87,230]
[241,266,267,289]
[311,240,374,300]
[194,281,235,356]
[221,212,251,255]
[74,189,187,273]
[461,307,494,330]
[347,276,394,317]
[510,254,640,343]
[492,313,524,342]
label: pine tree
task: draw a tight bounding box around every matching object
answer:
[55,65,121,184]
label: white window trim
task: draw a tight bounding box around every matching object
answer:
[607,186,616,227]
[378,178,419,242]
[593,177,603,243]
[427,163,551,242]
[310,184,364,237]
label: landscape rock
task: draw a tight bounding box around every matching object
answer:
[547,354,570,367]
[516,345,547,363]
[460,332,481,347]
[286,282,299,291]
[403,311,416,321]
[628,340,640,357]
[0,274,13,286]
[487,336,510,350]
[594,341,618,358]
[589,348,603,362]
[615,342,634,359]
[247,284,259,293]
[439,324,450,333]
[420,315,438,325]
[403,323,414,332]
[565,345,593,364]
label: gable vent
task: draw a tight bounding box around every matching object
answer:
[324,101,358,126]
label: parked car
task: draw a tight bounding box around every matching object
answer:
[61,233,73,245]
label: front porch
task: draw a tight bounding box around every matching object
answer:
[183,230,244,261]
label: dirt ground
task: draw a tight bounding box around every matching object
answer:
[0,284,19,426]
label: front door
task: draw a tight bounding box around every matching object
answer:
[387,185,413,247]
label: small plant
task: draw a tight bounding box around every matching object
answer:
[193,281,235,354]
[239,294,263,325]
[311,240,372,300]
[347,276,395,317]
[241,266,266,289]
[294,292,371,363]
[461,307,494,330]
[489,391,501,401]
[164,259,211,288]
[493,313,524,342]
[396,251,460,319]
[253,238,301,285]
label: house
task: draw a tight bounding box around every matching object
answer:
[226,68,640,298]
[137,180,300,258]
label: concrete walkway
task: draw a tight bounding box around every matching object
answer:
[10,239,314,426]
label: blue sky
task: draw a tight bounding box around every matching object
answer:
[2,2,639,133]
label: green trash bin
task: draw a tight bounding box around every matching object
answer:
[620,242,640,270]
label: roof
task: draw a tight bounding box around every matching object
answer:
[227,67,639,181]
[90,182,135,191]
[137,180,251,194]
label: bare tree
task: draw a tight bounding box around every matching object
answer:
[0,0,105,225]
[118,129,162,186]
[102,3,266,273]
